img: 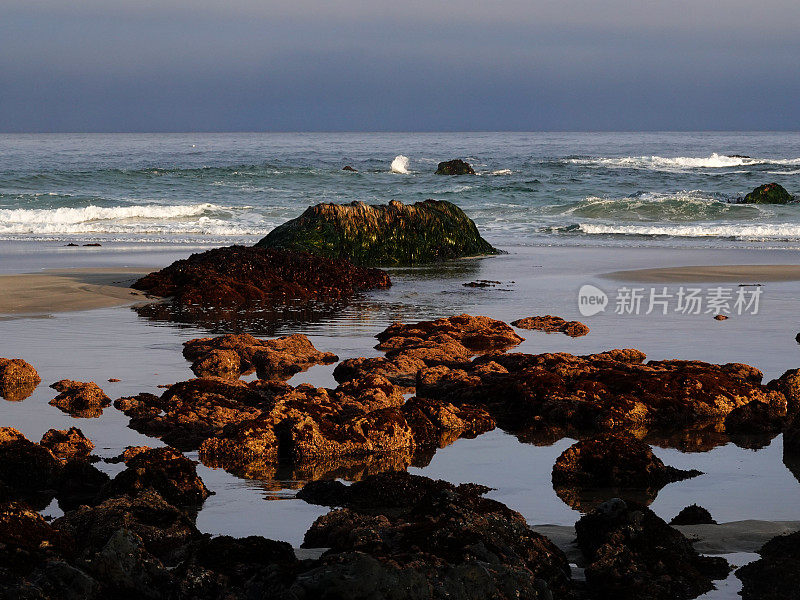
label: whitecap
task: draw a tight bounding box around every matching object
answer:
[390,155,410,174]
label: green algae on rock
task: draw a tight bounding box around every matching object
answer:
[742,183,793,204]
[256,200,500,267]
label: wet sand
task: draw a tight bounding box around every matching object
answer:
[604,264,800,283]
[0,268,153,316]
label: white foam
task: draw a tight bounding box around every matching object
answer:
[491,169,513,175]
[390,155,410,174]
[0,203,221,225]
[568,153,800,171]
[767,169,800,175]
[575,223,800,239]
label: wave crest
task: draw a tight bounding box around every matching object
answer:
[390,155,410,174]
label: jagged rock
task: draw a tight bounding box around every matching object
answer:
[552,433,701,510]
[297,472,571,600]
[575,498,729,600]
[0,428,62,509]
[736,530,800,600]
[741,182,793,204]
[435,159,476,175]
[0,358,41,401]
[182,333,338,379]
[418,350,786,435]
[100,447,211,509]
[52,490,201,561]
[511,315,590,337]
[49,380,111,418]
[256,200,498,266]
[40,428,94,461]
[342,165,357,172]
[132,245,391,309]
[334,314,523,386]
[670,504,716,525]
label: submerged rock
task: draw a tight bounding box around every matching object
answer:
[256,200,498,266]
[575,498,729,600]
[552,433,701,510]
[741,182,793,204]
[133,245,390,310]
[736,530,800,600]
[0,358,41,401]
[182,332,338,379]
[512,315,590,337]
[669,504,716,525]
[49,380,111,418]
[40,428,94,461]
[297,472,572,600]
[435,159,476,175]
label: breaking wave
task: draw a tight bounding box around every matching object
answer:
[568,153,800,171]
[569,223,800,240]
[390,155,410,174]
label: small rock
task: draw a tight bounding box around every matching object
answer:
[83,243,102,247]
[511,315,590,337]
[435,159,476,175]
[40,427,94,461]
[342,165,357,172]
[714,314,728,320]
[670,504,716,525]
[108,378,121,382]
[49,380,111,418]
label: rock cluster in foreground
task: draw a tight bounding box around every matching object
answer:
[256,200,499,266]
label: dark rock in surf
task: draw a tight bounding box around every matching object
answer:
[435,159,476,175]
[342,165,357,172]
[576,498,730,600]
[256,200,499,267]
[670,504,716,525]
[741,182,793,204]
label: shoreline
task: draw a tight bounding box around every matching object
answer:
[603,263,800,283]
[0,268,154,316]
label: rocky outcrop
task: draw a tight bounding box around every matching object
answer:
[297,472,572,600]
[736,530,800,600]
[575,498,729,600]
[0,358,41,401]
[435,159,475,175]
[741,182,793,204]
[115,373,493,478]
[99,447,211,510]
[334,314,523,386]
[417,350,787,436]
[182,333,338,379]
[669,504,716,525]
[40,428,94,461]
[551,433,701,510]
[511,315,590,337]
[256,200,498,266]
[49,380,111,418]
[132,245,391,309]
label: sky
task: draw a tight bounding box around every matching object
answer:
[1,0,799,132]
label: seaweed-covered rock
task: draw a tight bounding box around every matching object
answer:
[736,530,800,600]
[132,245,390,308]
[182,332,338,379]
[512,315,590,337]
[296,472,571,600]
[575,498,729,600]
[0,358,41,401]
[418,350,786,435]
[40,427,94,461]
[669,504,716,525]
[741,182,793,204]
[100,447,211,509]
[435,159,476,175]
[334,314,523,386]
[552,433,701,509]
[256,200,498,266]
[52,490,201,561]
[49,380,111,418]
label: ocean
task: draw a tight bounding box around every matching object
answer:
[1,131,799,246]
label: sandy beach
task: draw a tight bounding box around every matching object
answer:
[604,263,800,283]
[0,268,152,316]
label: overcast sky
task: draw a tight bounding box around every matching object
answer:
[1,0,798,132]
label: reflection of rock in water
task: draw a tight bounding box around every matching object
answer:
[133,299,349,336]
[783,440,800,484]
[0,380,39,402]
